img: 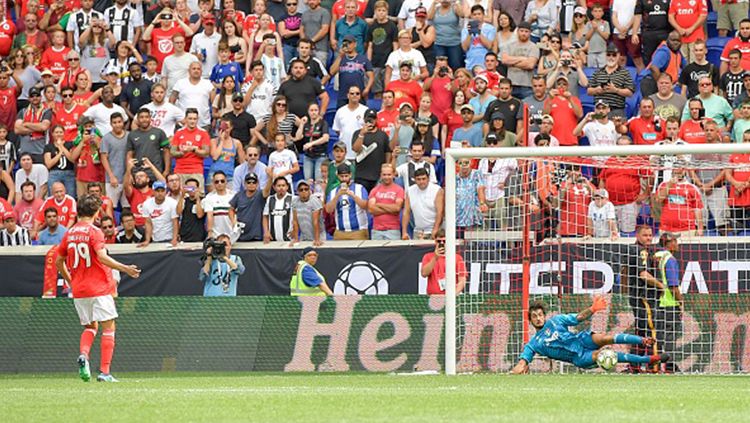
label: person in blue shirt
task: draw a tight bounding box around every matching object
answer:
[511,297,671,374]
[199,234,246,297]
[289,246,334,296]
[38,207,67,246]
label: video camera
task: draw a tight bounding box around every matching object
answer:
[202,237,226,260]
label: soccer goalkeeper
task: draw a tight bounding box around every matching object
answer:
[511,297,671,374]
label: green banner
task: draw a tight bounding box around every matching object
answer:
[0,295,748,373]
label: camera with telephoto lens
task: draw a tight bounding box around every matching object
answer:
[203,237,226,260]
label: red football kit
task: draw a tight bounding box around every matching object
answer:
[57,222,115,298]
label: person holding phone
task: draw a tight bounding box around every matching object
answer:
[677,98,708,145]
[142,8,195,72]
[573,99,618,148]
[420,229,467,295]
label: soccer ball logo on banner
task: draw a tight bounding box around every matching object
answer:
[333,261,389,295]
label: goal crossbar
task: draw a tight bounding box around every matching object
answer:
[443,143,750,375]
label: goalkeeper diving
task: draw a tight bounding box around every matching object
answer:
[511,297,670,374]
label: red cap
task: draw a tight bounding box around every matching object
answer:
[203,14,216,24]
[3,211,15,221]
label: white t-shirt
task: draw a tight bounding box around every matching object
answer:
[190,31,222,78]
[588,200,616,238]
[161,53,200,95]
[384,48,427,81]
[141,196,178,242]
[172,78,215,128]
[332,104,368,159]
[142,101,186,137]
[15,164,49,197]
[84,103,129,134]
[242,78,276,122]
[202,190,236,238]
[268,149,299,188]
[611,0,638,35]
[261,55,286,92]
[583,120,618,148]
[407,182,441,233]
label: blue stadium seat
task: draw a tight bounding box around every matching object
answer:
[579,67,596,115]
[707,37,731,68]
[324,108,336,127]
[707,12,718,39]
[367,98,382,111]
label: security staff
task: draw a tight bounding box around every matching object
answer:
[653,232,684,373]
[289,247,333,296]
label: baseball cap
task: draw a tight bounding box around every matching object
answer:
[399,102,414,111]
[342,34,356,43]
[574,6,587,15]
[29,87,41,96]
[152,181,167,190]
[743,71,750,80]
[517,21,532,30]
[474,73,489,84]
[490,111,505,121]
[333,141,347,151]
[295,179,311,190]
[232,92,244,102]
[541,114,555,124]
[244,172,258,183]
[415,6,427,17]
[40,69,54,77]
[105,65,120,75]
[595,99,609,108]
[302,246,317,257]
[2,211,14,221]
[460,104,475,113]
[364,108,378,120]
[337,163,352,174]
[593,188,608,199]
[416,117,431,126]
[556,74,569,83]
[606,43,619,54]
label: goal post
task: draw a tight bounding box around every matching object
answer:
[444,142,750,376]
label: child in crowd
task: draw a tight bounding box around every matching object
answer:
[267,133,299,189]
[586,188,619,239]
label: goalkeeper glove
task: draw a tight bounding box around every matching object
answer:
[589,296,607,313]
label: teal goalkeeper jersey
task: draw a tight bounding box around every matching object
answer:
[519,314,592,364]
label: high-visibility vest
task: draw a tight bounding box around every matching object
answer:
[648,42,683,85]
[655,250,679,307]
[289,260,326,296]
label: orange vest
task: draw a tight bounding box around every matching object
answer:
[648,41,682,83]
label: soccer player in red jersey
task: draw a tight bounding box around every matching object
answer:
[56,194,141,382]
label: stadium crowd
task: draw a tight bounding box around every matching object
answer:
[0,0,748,246]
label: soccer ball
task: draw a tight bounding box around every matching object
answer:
[596,349,618,371]
[333,261,389,295]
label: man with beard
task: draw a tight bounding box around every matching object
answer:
[587,44,635,118]
[230,172,273,242]
[126,108,171,180]
[84,86,129,134]
[142,83,185,138]
[639,31,685,97]
[222,93,256,147]
[468,74,496,128]
[501,21,539,100]
[123,156,164,227]
[624,97,666,145]
[37,207,67,245]
[15,87,53,163]
[170,62,214,130]
[482,78,522,135]
[277,59,329,118]
[121,62,153,121]
[232,145,268,193]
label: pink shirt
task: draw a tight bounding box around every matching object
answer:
[14,198,43,230]
[369,183,404,231]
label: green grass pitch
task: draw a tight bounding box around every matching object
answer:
[2,373,749,422]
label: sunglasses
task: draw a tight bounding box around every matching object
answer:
[700,82,712,87]
[245,180,258,184]
[247,153,259,157]
[29,93,41,97]
[68,57,80,61]
[298,186,310,191]
[232,98,243,102]
[606,52,617,57]
[349,92,361,95]
[276,103,287,107]
[62,94,73,98]
[287,2,297,5]
[214,179,227,184]
[101,225,114,229]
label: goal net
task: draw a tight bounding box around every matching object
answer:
[444,142,750,375]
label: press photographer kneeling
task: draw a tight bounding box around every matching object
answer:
[199,235,246,297]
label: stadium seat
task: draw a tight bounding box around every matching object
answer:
[367,98,382,111]
[707,37,731,68]
[707,12,718,39]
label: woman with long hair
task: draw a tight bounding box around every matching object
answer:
[44,124,80,198]
[221,19,248,64]
[415,93,439,140]
[537,32,562,77]
[412,118,440,165]
[212,76,237,130]
[102,40,143,86]
[494,11,517,55]
[78,17,115,90]
[42,85,57,110]
[209,118,245,187]
[524,0,559,42]
[249,14,282,62]
[450,67,474,100]
[11,47,41,110]
[569,9,589,62]
[73,72,99,106]
[441,89,468,148]
[175,0,201,49]
[251,95,300,155]
[486,112,517,147]
[293,102,329,182]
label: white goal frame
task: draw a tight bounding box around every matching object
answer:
[443,143,750,375]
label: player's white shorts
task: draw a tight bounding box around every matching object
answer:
[74,295,118,325]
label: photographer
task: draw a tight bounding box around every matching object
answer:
[329,35,374,109]
[545,48,588,94]
[420,229,467,295]
[142,8,195,73]
[199,234,245,297]
[176,178,206,242]
[352,108,391,192]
